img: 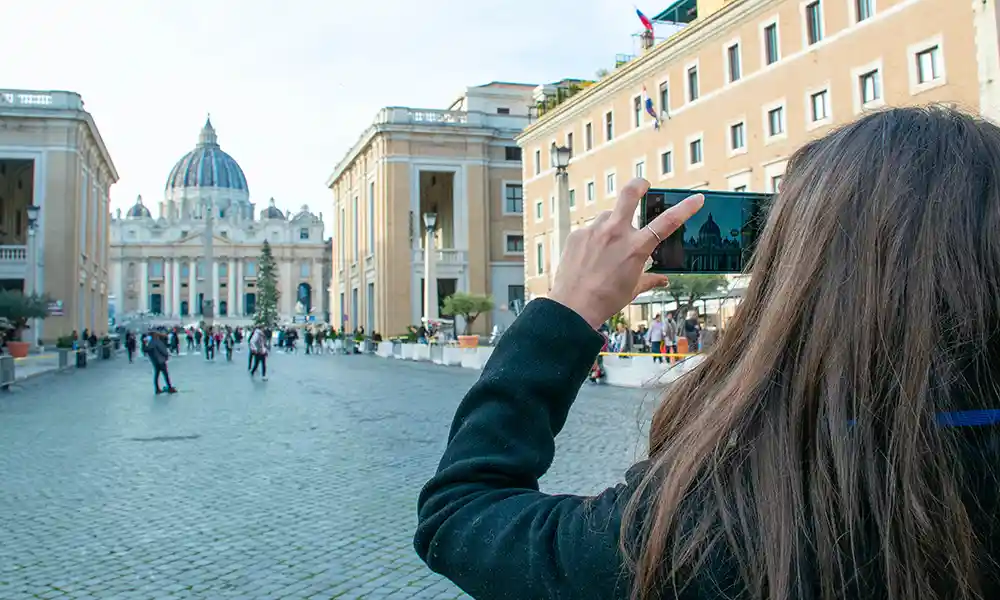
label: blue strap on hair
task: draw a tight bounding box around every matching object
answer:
[846,410,1000,428]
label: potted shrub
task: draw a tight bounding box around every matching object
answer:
[0,291,51,358]
[442,292,494,349]
[55,335,74,368]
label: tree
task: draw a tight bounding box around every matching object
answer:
[0,291,51,341]
[442,292,494,335]
[253,240,280,329]
[663,274,728,317]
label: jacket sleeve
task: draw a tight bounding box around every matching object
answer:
[414,298,649,600]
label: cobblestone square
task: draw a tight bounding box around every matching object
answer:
[0,351,654,599]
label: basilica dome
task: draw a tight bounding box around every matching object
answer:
[260,198,285,220]
[164,117,249,193]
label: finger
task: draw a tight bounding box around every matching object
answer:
[633,273,669,299]
[640,193,704,252]
[592,210,614,226]
[611,178,650,225]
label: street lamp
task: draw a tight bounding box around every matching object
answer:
[25,204,40,347]
[551,143,572,274]
[423,212,438,325]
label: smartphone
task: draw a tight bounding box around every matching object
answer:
[639,188,772,274]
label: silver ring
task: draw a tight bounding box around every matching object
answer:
[645,226,663,243]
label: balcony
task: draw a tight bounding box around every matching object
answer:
[0,245,27,280]
[375,108,527,131]
[411,248,467,266]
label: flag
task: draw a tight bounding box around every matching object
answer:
[642,85,660,130]
[636,8,654,33]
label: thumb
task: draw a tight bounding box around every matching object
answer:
[633,273,669,300]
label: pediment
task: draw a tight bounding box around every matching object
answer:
[176,233,234,246]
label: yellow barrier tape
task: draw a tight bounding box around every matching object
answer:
[14,353,58,362]
[598,352,696,358]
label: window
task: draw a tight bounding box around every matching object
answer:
[606,172,616,195]
[635,160,645,179]
[300,262,311,277]
[568,189,576,209]
[767,106,785,137]
[855,0,873,21]
[505,146,522,161]
[658,82,670,117]
[497,107,510,114]
[689,138,703,166]
[181,264,190,278]
[534,149,541,175]
[196,263,205,279]
[633,96,642,128]
[764,23,780,65]
[860,69,881,105]
[299,227,309,240]
[810,89,830,122]
[550,196,555,215]
[917,46,941,84]
[367,181,376,251]
[566,132,574,156]
[730,122,746,151]
[246,261,256,276]
[771,175,784,192]
[507,285,525,312]
[687,65,700,101]
[585,123,593,150]
[535,199,543,221]
[352,196,359,261]
[504,183,523,214]
[536,242,544,275]
[505,234,524,254]
[586,181,595,203]
[150,261,163,277]
[805,2,822,45]
[660,150,673,175]
[727,43,742,82]
[219,263,228,277]
[605,111,614,141]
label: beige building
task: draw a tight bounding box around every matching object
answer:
[518,0,1000,303]
[326,82,538,337]
[0,89,118,341]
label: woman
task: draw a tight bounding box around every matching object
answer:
[414,108,1000,600]
[683,309,701,353]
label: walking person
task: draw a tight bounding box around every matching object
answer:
[647,313,664,363]
[224,329,234,362]
[146,331,177,395]
[125,331,137,363]
[248,325,269,381]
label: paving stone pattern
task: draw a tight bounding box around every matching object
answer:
[0,349,656,599]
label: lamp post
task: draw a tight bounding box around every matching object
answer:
[551,143,572,274]
[25,204,40,347]
[423,212,438,324]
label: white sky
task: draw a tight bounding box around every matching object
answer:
[2,0,658,233]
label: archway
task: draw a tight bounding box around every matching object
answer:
[297,283,312,314]
[180,300,189,317]
[219,301,228,317]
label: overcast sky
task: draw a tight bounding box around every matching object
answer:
[3,0,656,229]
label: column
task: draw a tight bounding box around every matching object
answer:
[227,258,236,317]
[188,259,197,315]
[235,260,244,316]
[212,260,221,316]
[281,260,293,317]
[163,259,172,317]
[139,260,149,312]
[311,259,323,320]
[112,261,123,320]
[172,260,181,318]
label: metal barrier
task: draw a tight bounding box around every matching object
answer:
[598,352,696,358]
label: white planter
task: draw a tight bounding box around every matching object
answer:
[413,344,431,362]
[441,346,464,366]
[376,342,394,358]
[603,354,705,388]
[401,343,418,360]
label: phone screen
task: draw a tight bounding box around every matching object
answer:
[640,188,772,274]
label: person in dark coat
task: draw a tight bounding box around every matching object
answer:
[146,331,177,394]
[414,111,1000,600]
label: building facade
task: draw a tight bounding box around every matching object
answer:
[518,0,999,302]
[110,119,327,325]
[0,89,118,341]
[326,82,536,337]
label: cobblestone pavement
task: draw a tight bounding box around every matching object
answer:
[0,349,657,599]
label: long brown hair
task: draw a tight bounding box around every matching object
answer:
[624,106,1000,599]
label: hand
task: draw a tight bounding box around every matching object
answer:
[549,178,703,329]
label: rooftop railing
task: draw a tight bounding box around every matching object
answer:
[0,90,84,111]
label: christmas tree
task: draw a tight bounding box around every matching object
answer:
[253,240,280,329]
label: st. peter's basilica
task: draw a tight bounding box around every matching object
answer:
[109,118,329,324]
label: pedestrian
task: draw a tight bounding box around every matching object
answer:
[125,331,137,363]
[146,331,177,395]
[224,329,234,362]
[248,325,269,381]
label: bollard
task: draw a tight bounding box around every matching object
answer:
[58,348,70,369]
[0,355,14,390]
